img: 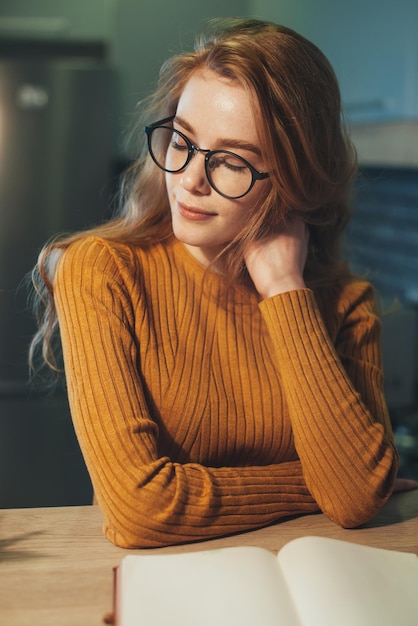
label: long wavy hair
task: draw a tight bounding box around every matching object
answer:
[30,17,357,376]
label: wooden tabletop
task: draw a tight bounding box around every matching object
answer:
[1,490,418,626]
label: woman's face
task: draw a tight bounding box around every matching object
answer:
[166,69,271,267]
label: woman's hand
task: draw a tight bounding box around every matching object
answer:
[244,216,309,299]
[392,477,418,492]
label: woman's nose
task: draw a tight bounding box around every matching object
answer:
[180,152,211,194]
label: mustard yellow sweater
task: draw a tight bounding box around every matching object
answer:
[54,236,398,548]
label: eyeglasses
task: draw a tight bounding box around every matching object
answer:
[144,116,269,199]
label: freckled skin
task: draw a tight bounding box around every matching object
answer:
[166,69,270,268]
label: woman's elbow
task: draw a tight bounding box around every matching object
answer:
[327,475,397,529]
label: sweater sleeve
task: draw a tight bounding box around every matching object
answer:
[259,286,398,529]
[54,238,318,548]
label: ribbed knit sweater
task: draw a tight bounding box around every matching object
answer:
[54,236,398,548]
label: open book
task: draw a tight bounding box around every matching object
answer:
[114,536,418,626]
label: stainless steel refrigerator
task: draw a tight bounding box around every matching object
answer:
[0,60,114,507]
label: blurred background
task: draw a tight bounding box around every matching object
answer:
[0,0,417,508]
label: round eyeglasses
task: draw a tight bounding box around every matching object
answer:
[144,116,269,199]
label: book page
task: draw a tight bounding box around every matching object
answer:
[277,536,418,626]
[117,546,301,626]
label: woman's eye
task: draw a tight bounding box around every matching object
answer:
[171,141,187,150]
[224,160,246,172]
[171,132,188,150]
[210,154,246,172]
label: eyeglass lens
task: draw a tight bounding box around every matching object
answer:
[149,126,255,198]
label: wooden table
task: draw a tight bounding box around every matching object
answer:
[1,490,418,625]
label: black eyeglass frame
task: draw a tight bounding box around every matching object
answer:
[144,116,270,199]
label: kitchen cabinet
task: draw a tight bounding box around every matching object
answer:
[0,0,114,42]
[0,0,250,158]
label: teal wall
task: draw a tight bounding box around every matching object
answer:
[249,0,418,123]
[109,0,250,156]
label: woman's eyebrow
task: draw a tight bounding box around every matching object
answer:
[173,115,263,157]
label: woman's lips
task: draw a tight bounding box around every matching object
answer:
[178,202,217,221]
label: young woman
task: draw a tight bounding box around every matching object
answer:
[30,18,408,548]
